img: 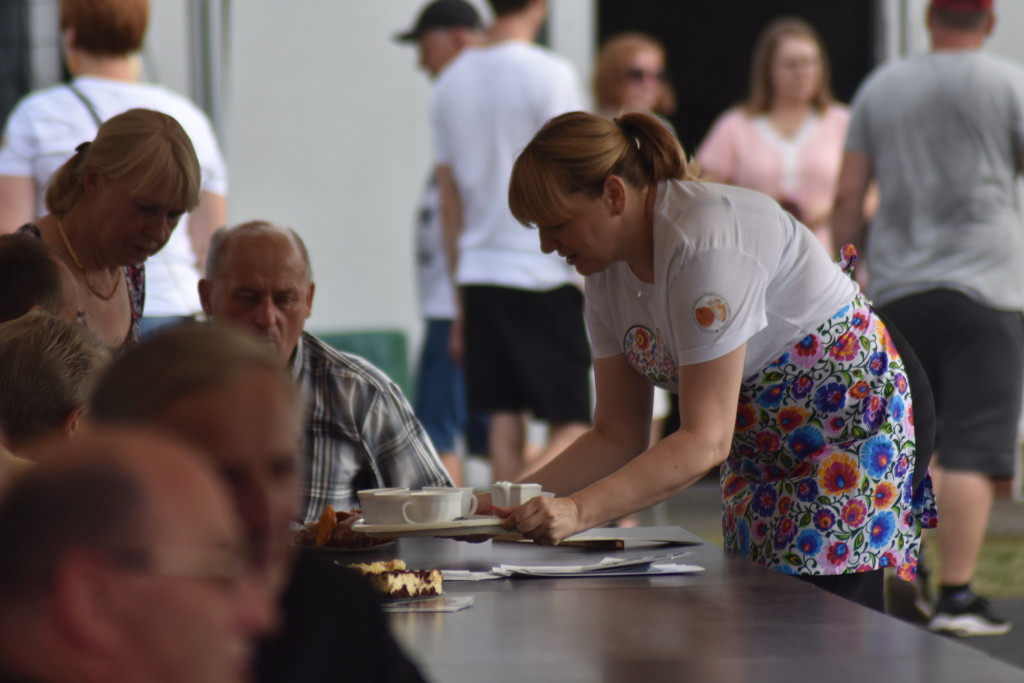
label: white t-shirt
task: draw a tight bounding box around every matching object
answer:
[415,172,456,319]
[432,41,581,291]
[0,76,228,317]
[586,181,857,386]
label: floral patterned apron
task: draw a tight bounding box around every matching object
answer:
[722,246,937,580]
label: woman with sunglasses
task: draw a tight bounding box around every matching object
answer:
[593,32,676,122]
[697,17,850,255]
[496,110,936,611]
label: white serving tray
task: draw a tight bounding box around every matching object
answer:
[352,515,508,538]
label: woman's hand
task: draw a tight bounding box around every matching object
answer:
[473,491,493,515]
[497,496,582,546]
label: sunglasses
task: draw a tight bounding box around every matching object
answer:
[626,68,667,83]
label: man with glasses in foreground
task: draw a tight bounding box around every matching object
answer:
[89,323,425,682]
[0,428,274,682]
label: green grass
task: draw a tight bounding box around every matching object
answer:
[922,535,1024,599]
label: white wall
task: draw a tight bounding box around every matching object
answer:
[218,0,593,348]
[222,1,432,341]
[987,3,1024,60]
[881,0,1024,60]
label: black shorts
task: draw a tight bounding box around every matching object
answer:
[463,285,592,424]
[880,289,1024,477]
[798,569,885,612]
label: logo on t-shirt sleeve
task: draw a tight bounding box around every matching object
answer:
[692,293,729,333]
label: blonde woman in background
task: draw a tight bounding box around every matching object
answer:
[697,17,850,255]
[0,0,227,335]
[16,108,201,352]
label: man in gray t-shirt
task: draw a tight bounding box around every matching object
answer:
[833,0,1023,638]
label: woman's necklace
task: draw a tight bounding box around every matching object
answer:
[637,284,644,298]
[56,217,121,301]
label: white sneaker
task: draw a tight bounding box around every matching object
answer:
[929,594,1012,637]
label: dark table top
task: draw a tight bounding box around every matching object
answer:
[336,527,1024,683]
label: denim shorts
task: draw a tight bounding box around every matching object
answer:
[415,319,487,454]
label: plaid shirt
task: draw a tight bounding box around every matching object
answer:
[292,332,452,522]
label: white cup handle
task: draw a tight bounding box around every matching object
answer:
[402,500,416,524]
[467,495,478,517]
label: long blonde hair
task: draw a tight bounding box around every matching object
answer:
[45,108,201,216]
[509,111,700,230]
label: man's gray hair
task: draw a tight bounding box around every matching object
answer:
[204,220,313,283]
[0,311,109,447]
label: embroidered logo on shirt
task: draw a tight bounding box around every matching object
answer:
[693,294,729,333]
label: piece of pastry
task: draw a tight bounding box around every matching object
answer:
[351,559,443,598]
[294,507,394,550]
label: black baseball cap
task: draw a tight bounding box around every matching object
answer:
[395,0,483,42]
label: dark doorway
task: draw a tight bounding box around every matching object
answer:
[598,0,877,156]
[0,0,30,127]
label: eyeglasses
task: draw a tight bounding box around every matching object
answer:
[626,68,667,83]
[104,544,251,586]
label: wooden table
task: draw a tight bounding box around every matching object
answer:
[341,527,1024,683]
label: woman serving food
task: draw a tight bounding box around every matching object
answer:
[495,111,935,609]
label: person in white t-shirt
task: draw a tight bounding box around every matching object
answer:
[495,111,936,612]
[396,0,487,486]
[433,0,592,483]
[0,0,227,333]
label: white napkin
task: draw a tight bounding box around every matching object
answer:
[442,553,703,580]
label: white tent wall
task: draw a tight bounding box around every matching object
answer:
[217,0,592,351]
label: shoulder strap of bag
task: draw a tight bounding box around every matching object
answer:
[66,83,104,128]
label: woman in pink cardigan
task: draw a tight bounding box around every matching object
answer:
[697,17,850,256]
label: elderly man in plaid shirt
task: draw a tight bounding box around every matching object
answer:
[199,220,452,522]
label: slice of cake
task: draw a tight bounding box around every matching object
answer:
[352,559,443,598]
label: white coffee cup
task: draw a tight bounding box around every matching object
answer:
[357,487,411,525]
[490,481,543,507]
[402,490,463,524]
[423,486,478,517]
[371,490,416,525]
